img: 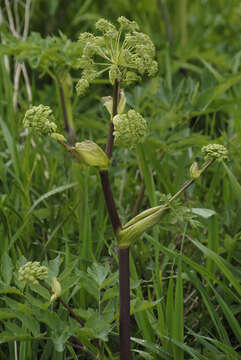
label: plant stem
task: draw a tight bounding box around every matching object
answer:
[99,78,122,234]
[159,0,174,46]
[169,159,214,203]
[56,77,77,144]
[40,281,83,325]
[99,170,122,233]
[118,247,131,360]
[99,78,131,358]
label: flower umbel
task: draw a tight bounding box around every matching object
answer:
[18,261,48,285]
[201,144,228,162]
[113,110,148,147]
[23,105,57,135]
[76,16,158,95]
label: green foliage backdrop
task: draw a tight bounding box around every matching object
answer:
[0,0,240,359]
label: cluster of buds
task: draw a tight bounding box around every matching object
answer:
[76,16,158,95]
[201,144,228,162]
[190,144,228,179]
[18,261,48,285]
[113,110,148,147]
[23,105,66,142]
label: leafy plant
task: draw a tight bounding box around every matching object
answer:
[0,3,241,360]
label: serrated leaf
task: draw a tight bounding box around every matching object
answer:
[87,262,109,288]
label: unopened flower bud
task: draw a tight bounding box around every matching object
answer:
[190,162,201,179]
[102,89,126,117]
[50,277,62,303]
[73,141,109,170]
[118,205,167,248]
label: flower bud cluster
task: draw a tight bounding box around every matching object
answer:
[76,16,158,95]
[113,110,148,147]
[201,144,228,162]
[18,261,48,285]
[23,105,66,142]
[23,105,57,135]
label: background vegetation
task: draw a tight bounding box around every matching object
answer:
[0,0,240,359]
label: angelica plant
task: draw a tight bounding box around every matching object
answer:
[23,16,228,360]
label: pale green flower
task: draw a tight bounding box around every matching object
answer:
[51,133,66,143]
[201,144,228,162]
[23,105,57,135]
[18,261,48,285]
[76,16,158,95]
[117,16,139,31]
[113,110,148,147]
[96,18,118,39]
[76,78,89,96]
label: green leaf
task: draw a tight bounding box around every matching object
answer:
[210,284,241,345]
[223,163,241,203]
[87,262,109,288]
[191,208,216,219]
[190,239,241,296]
[131,337,172,359]
[0,252,13,286]
[131,298,162,315]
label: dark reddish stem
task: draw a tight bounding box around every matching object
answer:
[118,247,131,360]
[99,79,131,358]
[99,79,121,233]
[99,170,121,233]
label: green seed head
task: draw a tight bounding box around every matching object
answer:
[18,261,48,285]
[113,110,148,148]
[201,144,228,162]
[23,105,57,135]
